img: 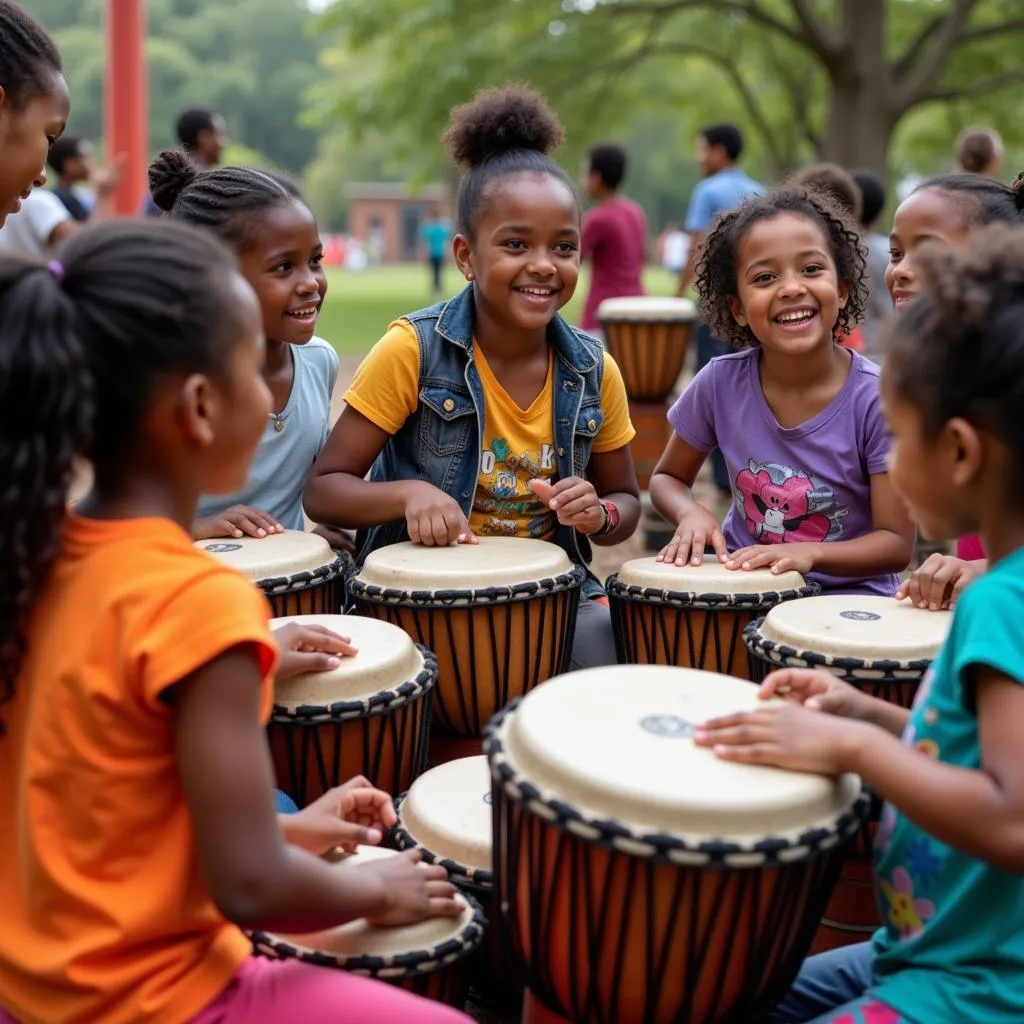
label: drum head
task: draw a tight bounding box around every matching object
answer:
[613,555,810,605]
[270,614,426,708]
[491,666,860,843]
[355,537,573,592]
[756,594,951,665]
[396,756,492,881]
[597,296,697,322]
[197,530,334,582]
[258,846,481,965]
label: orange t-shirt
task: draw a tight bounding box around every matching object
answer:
[0,514,278,1024]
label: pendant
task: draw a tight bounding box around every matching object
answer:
[273,415,284,432]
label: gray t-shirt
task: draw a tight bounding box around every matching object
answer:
[197,337,338,530]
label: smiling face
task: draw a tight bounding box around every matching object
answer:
[0,70,69,225]
[454,171,580,335]
[728,212,848,354]
[236,199,327,346]
[886,188,972,313]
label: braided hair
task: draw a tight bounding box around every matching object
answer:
[0,0,61,106]
[695,186,868,349]
[149,149,303,251]
[912,172,1024,229]
[0,220,245,732]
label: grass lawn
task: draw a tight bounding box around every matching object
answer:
[318,263,681,355]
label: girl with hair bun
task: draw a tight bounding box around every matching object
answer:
[306,84,640,669]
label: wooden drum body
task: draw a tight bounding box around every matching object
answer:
[268,615,435,805]
[197,530,346,617]
[348,539,583,750]
[251,846,485,1009]
[486,667,867,1024]
[597,296,697,402]
[607,556,816,677]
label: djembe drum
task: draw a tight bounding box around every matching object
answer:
[486,665,868,1024]
[197,530,346,617]
[268,614,435,805]
[348,538,583,764]
[745,594,952,952]
[607,555,817,677]
[596,296,698,401]
[251,846,485,1009]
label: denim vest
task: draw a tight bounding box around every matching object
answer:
[357,285,607,599]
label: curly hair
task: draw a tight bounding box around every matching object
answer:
[0,0,61,107]
[885,225,1024,491]
[442,83,576,237]
[695,186,868,349]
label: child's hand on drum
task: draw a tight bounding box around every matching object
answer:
[401,481,477,547]
[282,776,397,855]
[529,477,602,534]
[361,849,464,927]
[193,505,284,541]
[758,668,866,719]
[273,623,358,679]
[655,507,727,566]
[896,554,985,611]
[725,542,817,575]
[311,523,357,556]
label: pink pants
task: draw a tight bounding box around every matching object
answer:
[191,956,474,1023]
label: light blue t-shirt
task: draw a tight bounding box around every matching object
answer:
[421,220,450,259]
[871,545,1024,1022]
[196,337,338,530]
[684,167,764,233]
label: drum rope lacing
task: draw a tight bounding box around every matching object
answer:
[258,552,349,596]
[484,698,870,870]
[606,576,820,610]
[270,647,437,723]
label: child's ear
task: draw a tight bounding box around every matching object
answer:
[837,279,850,310]
[452,234,474,282]
[728,295,747,326]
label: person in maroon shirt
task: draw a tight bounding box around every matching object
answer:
[580,143,647,336]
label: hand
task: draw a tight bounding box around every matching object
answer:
[694,702,873,776]
[655,506,727,566]
[359,849,463,927]
[283,777,397,855]
[193,505,285,540]
[758,667,868,720]
[895,554,984,611]
[529,477,604,535]
[273,622,358,679]
[401,481,477,547]
[92,153,126,198]
[725,542,818,576]
[311,523,356,556]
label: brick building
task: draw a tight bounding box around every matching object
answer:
[345,182,448,263]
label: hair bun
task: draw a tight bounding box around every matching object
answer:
[148,149,199,212]
[443,84,565,170]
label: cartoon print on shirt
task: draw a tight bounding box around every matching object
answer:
[735,460,847,544]
[879,866,935,940]
[478,437,557,537]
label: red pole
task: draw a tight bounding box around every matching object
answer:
[104,0,147,216]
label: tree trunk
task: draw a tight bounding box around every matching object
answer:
[822,0,894,177]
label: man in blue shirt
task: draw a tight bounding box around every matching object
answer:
[420,206,451,297]
[677,123,763,501]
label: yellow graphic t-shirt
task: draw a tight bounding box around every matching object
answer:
[344,320,635,539]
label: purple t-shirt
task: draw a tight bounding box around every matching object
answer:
[668,347,897,596]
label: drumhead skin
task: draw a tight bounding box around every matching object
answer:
[395,756,492,882]
[270,614,426,708]
[756,595,951,664]
[596,296,698,322]
[355,537,573,592]
[196,530,335,582]
[490,666,860,843]
[613,555,811,603]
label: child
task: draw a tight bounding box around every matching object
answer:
[305,85,640,670]
[148,150,348,548]
[0,0,69,229]
[889,173,1024,609]
[698,223,1024,1024]
[0,220,469,1024]
[851,169,891,364]
[651,187,915,594]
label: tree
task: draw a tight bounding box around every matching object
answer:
[314,0,1024,178]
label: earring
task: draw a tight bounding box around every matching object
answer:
[466,271,475,281]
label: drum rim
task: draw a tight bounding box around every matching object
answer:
[258,551,349,596]
[390,791,494,889]
[270,646,437,722]
[348,564,586,606]
[248,890,486,976]
[743,618,937,674]
[484,697,869,868]
[606,573,820,610]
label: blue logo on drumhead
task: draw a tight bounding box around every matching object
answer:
[205,543,243,553]
[840,610,881,622]
[641,715,694,739]
[483,792,493,805]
